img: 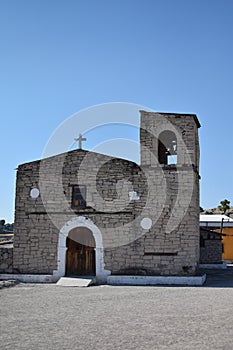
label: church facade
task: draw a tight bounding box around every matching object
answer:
[0,111,201,282]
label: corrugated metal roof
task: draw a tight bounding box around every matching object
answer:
[200,214,233,228]
[200,214,233,222]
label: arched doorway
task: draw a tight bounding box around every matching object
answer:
[66,227,96,276]
[54,216,110,282]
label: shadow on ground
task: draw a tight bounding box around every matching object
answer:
[200,265,233,288]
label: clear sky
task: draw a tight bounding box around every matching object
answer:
[0,0,233,223]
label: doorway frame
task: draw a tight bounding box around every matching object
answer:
[53,216,110,282]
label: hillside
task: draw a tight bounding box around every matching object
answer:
[202,206,233,219]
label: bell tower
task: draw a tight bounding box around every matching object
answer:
[139,111,201,275]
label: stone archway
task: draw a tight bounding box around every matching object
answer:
[53,216,110,282]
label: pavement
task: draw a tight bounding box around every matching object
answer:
[200,265,233,287]
[1,267,233,350]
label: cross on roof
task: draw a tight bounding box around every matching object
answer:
[74,133,87,149]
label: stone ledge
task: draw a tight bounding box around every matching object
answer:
[199,262,227,269]
[107,274,206,286]
[0,274,54,283]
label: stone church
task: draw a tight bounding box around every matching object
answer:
[0,111,201,283]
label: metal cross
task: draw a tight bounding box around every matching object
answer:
[74,133,87,149]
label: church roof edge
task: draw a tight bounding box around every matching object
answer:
[139,110,201,128]
[17,148,139,170]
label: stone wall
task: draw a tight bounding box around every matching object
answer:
[200,229,222,264]
[0,247,13,273]
[13,151,145,274]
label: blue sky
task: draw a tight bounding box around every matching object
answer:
[0,0,233,222]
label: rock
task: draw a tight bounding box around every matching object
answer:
[0,280,19,289]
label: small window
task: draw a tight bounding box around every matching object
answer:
[158,131,177,165]
[71,185,86,209]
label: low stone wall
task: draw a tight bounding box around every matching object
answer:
[200,228,222,264]
[200,240,222,264]
[0,247,13,273]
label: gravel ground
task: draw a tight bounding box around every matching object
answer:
[1,270,233,350]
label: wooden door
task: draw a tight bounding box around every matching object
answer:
[66,237,96,276]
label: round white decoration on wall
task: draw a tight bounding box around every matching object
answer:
[140,217,152,230]
[30,188,40,199]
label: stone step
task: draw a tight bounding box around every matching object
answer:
[107,274,206,286]
[56,276,96,287]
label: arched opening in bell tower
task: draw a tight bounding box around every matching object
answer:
[158,130,177,165]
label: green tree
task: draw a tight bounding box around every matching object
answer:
[0,219,5,227]
[218,199,230,214]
